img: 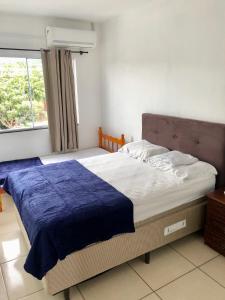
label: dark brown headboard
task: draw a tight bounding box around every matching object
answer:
[142,113,225,188]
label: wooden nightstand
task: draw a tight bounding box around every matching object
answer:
[204,188,225,256]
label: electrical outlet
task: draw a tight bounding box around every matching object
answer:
[164,220,186,236]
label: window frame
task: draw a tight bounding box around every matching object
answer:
[72,54,80,125]
[0,126,48,135]
[0,50,48,134]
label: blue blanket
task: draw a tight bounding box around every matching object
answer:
[4,160,135,280]
[0,157,42,185]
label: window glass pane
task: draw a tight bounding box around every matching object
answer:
[27,59,48,127]
[0,57,32,130]
[0,56,48,132]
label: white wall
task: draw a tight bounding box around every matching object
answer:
[100,0,225,141]
[0,13,101,161]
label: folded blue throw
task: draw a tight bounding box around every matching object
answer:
[4,160,135,279]
[0,157,42,185]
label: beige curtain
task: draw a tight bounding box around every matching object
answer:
[41,48,78,153]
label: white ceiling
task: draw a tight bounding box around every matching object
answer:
[0,0,150,22]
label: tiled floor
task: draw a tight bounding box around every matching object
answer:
[1,195,225,300]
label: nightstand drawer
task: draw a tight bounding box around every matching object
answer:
[207,201,225,225]
[205,226,225,255]
[205,220,225,236]
[205,188,225,256]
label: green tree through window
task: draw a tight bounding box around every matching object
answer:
[0,57,48,131]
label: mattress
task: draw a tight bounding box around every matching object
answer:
[79,152,215,223]
[41,150,215,224]
[40,147,108,164]
[134,176,214,223]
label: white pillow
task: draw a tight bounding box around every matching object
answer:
[146,150,198,170]
[174,161,218,180]
[118,140,169,161]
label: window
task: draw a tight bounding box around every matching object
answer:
[72,56,79,124]
[0,56,48,132]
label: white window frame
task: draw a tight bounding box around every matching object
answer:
[72,55,80,125]
[0,49,48,134]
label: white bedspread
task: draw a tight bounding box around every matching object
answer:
[79,152,215,222]
[41,147,108,164]
[41,150,215,223]
[80,152,185,206]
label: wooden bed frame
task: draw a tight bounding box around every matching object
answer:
[14,114,225,299]
[0,188,3,212]
[98,127,125,152]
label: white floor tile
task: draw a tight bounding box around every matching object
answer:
[142,293,161,300]
[1,256,43,300]
[0,265,8,300]
[200,256,225,288]
[129,246,194,290]
[79,263,151,300]
[170,232,218,266]
[0,211,20,235]
[0,231,28,264]
[157,269,225,300]
[2,194,14,212]
[18,287,83,300]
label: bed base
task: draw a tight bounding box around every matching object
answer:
[62,251,151,300]
[14,197,207,296]
[61,250,151,300]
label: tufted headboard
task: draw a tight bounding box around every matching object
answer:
[142,113,225,188]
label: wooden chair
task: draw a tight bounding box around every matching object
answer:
[98,127,125,153]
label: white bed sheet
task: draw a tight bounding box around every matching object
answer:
[134,176,214,222]
[41,150,215,223]
[79,152,215,223]
[40,147,108,164]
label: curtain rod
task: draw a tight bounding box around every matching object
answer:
[0,47,88,55]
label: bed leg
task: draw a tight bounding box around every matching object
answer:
[64,288,70,300]
[145,252,151,264]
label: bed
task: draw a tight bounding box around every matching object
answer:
[0,127,113,213]
[39,126,125,163]
[8,114,225,298]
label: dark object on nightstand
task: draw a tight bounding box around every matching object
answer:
[204,188,225,256]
